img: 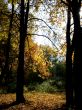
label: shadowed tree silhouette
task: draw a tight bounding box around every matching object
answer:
[16,0,29,103]
[65,6,73,109]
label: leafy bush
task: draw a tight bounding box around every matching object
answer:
[27,78,65,93]
[27,82,38,91]
[55,63,66,79]
[25,72,43,85]
[35,80,58,93]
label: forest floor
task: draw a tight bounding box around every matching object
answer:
[0,92,66,110]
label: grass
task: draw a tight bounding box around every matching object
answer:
[0,92,66,110]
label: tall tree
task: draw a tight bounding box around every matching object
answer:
[71,0,82,109]
[61,0,81,109]
[65,6,73,109]
[16,0,29,103]
[0,0,14,87]
[63,0,81,109]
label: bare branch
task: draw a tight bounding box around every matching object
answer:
[28,17,57,37]
[27,33,59,50]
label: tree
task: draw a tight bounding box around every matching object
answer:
[65,6,73,109]
[0,0,14,87]
[2,0,14,88]
[24,39,52,80]
[61,0,82,109]
[71,0,82,109]
[16,0,29,103]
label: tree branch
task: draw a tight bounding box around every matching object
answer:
[28,17,57,37]
[27,33,59,50]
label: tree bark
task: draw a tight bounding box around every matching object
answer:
[16,0,29,103]
[66,7,73,109]
[72,0,82,109]
[0,0,14,86]
[16,0,25,103]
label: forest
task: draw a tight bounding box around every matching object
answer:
[0,0,82,110]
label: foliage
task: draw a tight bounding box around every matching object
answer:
[0,0,67,93]
[55,62,66,79]
[0,70,17,93]
[0,0,10,40]
[25,71,43,85]
[35,80,58,93]
[27,78,65,93]
[0,92,65,110]
[24,37,51,79]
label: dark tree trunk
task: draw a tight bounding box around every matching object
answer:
[72,0,82,109]
[66,7,73,109]
[16,0,29,103]
[16,0,25,103]
[0,0,14,86]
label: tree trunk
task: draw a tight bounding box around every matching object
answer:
[16,0,25,103]
[72,0,82,109]
[0,0,14,86]
[66,7,73,109]
[16,0,29,103]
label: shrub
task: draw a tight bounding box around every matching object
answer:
[27,82,38,91]
[35,79,58,93]
[25,72,43,85]
[27,78,65,93]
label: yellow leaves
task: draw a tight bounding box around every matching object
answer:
[25,37,50,78]
[0,94,16,104]
[25,92,65,109]
[0,92,65,110]
[59,44,66,57]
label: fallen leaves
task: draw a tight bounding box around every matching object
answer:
[0,92,65,110]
